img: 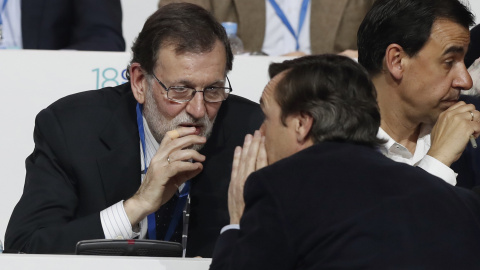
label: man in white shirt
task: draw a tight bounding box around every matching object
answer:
[357,0,480,188]
[159,0,375,57]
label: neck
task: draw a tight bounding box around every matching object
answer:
[373,75,422,154]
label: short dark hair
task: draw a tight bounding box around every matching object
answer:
[268,55,383,147]
[358,0,474,76]
[126,3,233,79]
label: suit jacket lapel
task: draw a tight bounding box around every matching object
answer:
[310,0,348,54]
[97,88,141,205]
[199,95,234,158]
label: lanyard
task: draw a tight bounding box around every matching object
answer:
[136,103,190,241]
[268,0,310,51]
[0,0,7,25]
[0,0,7,41]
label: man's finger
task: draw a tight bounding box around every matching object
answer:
[166,129,180,140]
[162,127,197,144]
[165,160,203,179]
[446,101,467,111]
[166,149,206,164]
[240,134,253,161]
[245,130,262,172]
[256,136,268,170]
[231,146,242,181]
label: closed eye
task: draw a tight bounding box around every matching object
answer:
[169,86,191,93]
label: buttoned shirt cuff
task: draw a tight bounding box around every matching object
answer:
[100,200,141,239]
[415,155,457,186]
[220,224,240,234]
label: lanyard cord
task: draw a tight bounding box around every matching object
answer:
[136,103,190,242]
[0,0,8,27]
[268,0,310,51]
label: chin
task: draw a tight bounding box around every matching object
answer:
[191,143,204,152]
[440,100,458,109]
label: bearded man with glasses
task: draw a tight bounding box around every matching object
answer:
[5,3,263,258]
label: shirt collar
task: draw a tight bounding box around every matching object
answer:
[377,125,432,163]
[142,116,159,168]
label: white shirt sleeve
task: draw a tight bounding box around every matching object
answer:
[220,224,240,234]
[415,155,457,186]
[100,200,145,239]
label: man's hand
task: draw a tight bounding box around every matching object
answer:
[228,130,267,224]
[124,127,206,226]
[428,101,480,166]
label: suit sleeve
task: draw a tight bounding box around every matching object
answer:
[333,0,375,52]
[66,0,125,51]
[4,108,105,254]
[210,171,295,270]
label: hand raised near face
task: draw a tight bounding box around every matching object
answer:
[228,130,267,224]
[428,101,480,167]
[124,127,206,226]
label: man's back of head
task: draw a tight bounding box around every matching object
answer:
[265,54,383,148]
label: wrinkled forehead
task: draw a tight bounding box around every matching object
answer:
[155,40,228,74]
[428,19,470,53]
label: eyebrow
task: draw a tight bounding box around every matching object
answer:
[442,46,465,56]
[172,79,225,87]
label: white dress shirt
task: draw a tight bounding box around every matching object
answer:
[0,0,22,49]
[377,127,457,186]
[262,0,311,56]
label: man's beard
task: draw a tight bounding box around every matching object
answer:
[143,82,215,151]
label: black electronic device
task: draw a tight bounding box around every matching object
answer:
[75,239,183,257]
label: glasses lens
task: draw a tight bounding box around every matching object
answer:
[168,87,195,102]
[204,88,230,102]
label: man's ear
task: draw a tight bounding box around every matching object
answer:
[294,112,313,144]
[130,63,147,104]
[384,43,406,80]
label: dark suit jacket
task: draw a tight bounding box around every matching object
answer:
[453,95,480,188]
[21,0,125,51]
[211,142,480,269]
[159,0,375,54]
[465,24,480,68]
[5,83,263,257]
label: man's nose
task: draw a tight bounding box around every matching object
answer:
[186,92,206,119]
[455,63,473,90]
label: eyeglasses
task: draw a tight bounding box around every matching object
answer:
[152,73,232,103]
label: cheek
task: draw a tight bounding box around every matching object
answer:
[154,94,186,119]
[206,103,222,120]
[263,126,281,162]
[259,123,266,136]
[264,137,275,163]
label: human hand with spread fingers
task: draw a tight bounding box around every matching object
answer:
[228,130,267,224]
[124,127,206,226]
[428,101,480,167]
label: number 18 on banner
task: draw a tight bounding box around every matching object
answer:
[92,68,128,89]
